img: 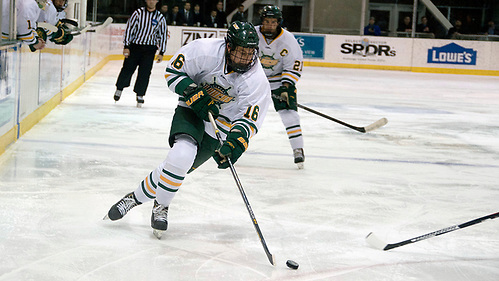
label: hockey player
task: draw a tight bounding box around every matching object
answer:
[1,0,48,51]
[36,0,73,45]
[104,21,271,239]
[256,5,305,169]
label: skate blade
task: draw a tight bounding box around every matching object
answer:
[137,103,143,108]
[296,163,304,169]
[103,214,110,220]
[153,229,165,239]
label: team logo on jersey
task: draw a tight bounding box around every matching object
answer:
[202,77,234,104]
[280,49,288,56]
[260,54,279,70]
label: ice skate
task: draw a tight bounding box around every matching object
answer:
[293,148,305,169]
[151,200,168,239]
[104,192,141,220]
[136,96,144,108]
[114,89,122,102]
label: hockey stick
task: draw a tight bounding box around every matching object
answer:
[39,17,113,36]
[208,112,276,266]
[85,17,113,33]
[298,103,387,133]
[366,211,499,251]
[36,22,58,33]
[271,94,387,133]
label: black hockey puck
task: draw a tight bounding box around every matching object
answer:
[286,260,299,270]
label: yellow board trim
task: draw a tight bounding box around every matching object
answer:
[411,67,499,76]
[0,126,18,155]
[0,54,115,156]
[19,93,61,136]
[303,61,499,76]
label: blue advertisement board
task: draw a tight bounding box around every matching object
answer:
[294,34,325,59]
[427,43,477,65]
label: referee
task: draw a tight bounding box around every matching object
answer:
[114,0,168,107]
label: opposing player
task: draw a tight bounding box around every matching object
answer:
[256,5,305,169]
[104,21,271,239]
[1,0,47,51]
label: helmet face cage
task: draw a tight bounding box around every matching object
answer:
[225,21,259,73]
[226,43,258,73]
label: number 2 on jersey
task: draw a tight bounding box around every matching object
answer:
[293,60,303,71]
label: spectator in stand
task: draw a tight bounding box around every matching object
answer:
[231,4,247,23]
[416,16,431,33]
[170,5,182,26]
[160,4,170,25]
[397,16,412,32]
[215,1,227,28]
[462,14,479,34]
[192,4,203,27]
[364,17,381,36]
[180,2,194,26]
[447,19,463,39]
[483,20,498,35]
[205,10,217,27]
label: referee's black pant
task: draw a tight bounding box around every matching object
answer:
[116,44,158,97]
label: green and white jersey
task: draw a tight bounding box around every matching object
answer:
[1,0,41,45]
[165,38,271,141]
[256,26,303,90]
[37,0,63,38]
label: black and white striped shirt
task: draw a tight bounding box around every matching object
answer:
[124,7,168,55]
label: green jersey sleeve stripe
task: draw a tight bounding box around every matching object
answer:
[167,75,182,87]
[165,68,188,76]
[174,77,196,96]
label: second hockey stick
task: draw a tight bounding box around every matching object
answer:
[271,93,387,133]
[208,112,276,266]
[366,211,499,251]
[297,103,387,133]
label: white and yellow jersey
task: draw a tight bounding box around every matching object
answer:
[165,38,271,141]
[256,26,303,90]
[37,0,59,37]
[37,0,58,25]
[1,0,42,44]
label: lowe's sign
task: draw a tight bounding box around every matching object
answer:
[427,43,477,65]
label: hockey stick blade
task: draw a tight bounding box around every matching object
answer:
[363,117,388,133]
[366,211,499,251]
[74,17,113,35]
[37,22,58,33]
[94,17,113,32]
[366,232,389,250]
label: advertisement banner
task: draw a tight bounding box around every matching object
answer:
[329,35,413,67]
[294,34,325,59]
[427,43,477,65]
[412,39,491,70]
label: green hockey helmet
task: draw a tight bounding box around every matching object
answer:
[260,5,283,25]
[225,21,259,73]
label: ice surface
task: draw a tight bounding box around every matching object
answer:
[1,61,498,280]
